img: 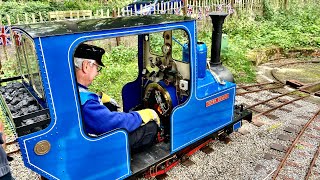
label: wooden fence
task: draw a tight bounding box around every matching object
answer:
[0,0,305,26]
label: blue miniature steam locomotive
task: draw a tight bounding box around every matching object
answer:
[0,13,251,179]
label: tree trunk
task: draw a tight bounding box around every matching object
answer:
[284,0,288,10]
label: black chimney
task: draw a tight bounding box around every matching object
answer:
[209,12,234,82]
[209,12,227,65]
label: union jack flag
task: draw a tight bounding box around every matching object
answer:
[216,4,223,12]
[0,26,11,46]
[205,6,210,17]
[174,7,181,15]
[198,8,203,20]
[187,5,193,16]
[226,4,235,14]
[13,31,22,46]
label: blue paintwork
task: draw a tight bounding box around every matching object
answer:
[196,42,207,78]
[12,15,239,179]
[182,42,207,78]
[157,81,179,107]
[122,35,144,113]
[171,78,235,152]
[233,121,241,131]
[182,43,190,63]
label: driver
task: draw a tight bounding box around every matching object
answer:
[74,43,160,152]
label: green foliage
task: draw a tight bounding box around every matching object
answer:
[198,23,256,83]
[1,2,53,24]
[197,2,320,83]
[89,45,138,103]
[225,2,320,50]
[262,0,274,20]
[217,2,320,82]
[1,58,19,78]
[150,32,164,55]
[221,45,256,83]
[0,47,19,78]
[0,0,133,24]
[197,24,212,56]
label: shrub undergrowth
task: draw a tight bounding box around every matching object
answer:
[225,2,320,49]
[0,0,133,24]
[219,1,319,82]
[89,45,138,103]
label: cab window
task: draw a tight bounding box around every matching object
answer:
[15,33,45,99]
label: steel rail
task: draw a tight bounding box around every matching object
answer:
[237,85,284,96]
[6,139,16,146]
[253,95,309,120]
[7,148,20,156]
[237,82,276,89]
[305,143,320,180]
[244,90,298,110]
[272,109,320,180]
[6,140,20,155]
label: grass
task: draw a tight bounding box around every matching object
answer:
[89,44,139,103]
[197,23,256,83]
[267,122,282,132]
[0,0,134,24]
[0,104,14,137]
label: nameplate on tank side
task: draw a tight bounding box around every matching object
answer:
[205,93,229,107]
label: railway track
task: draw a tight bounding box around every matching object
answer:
[271,109,320,180]
[306,141,320,179]
[2,123,44,180]
[236,80,315,124]
[6,139,20,156]
[236,82,284,96]
[236,79,320,180]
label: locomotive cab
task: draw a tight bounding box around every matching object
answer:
[1,14,252,179]
[72,27,194,175]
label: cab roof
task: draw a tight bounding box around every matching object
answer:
[13,14,193,38]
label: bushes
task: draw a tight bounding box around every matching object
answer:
[214,2,320,82]
[89,45,138,102]
[0,0,133,24]
[226,2,320,50]
[1,2,52,24]
[262,0,274,20]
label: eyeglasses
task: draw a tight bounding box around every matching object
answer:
[91,62,103,72]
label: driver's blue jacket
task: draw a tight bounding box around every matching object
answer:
[78,84,142,135]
